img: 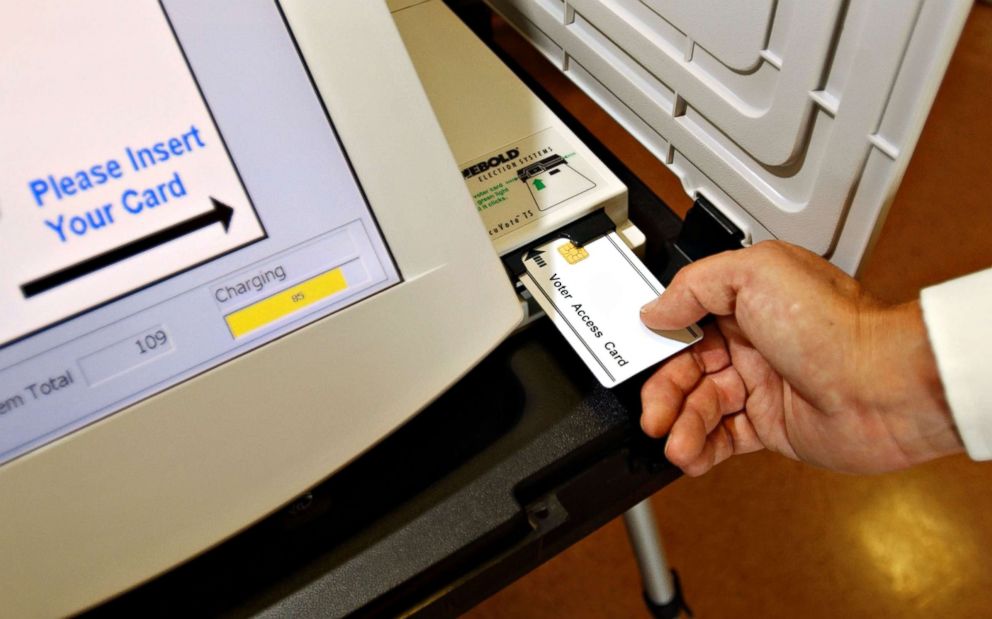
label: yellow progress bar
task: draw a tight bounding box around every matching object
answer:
[225,267,348,338]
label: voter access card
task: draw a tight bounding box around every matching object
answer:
[519,232,701,387]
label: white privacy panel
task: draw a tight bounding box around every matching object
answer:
[487,0,970,272]
[641,0,775,74]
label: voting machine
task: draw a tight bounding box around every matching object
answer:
[0,0,971,615]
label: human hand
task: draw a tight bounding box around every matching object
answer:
[639,241,963,475]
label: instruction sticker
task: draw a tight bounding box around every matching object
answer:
[460,128,600,240]
[520,232,701,388]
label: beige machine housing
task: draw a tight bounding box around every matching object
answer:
[390,0,636,258]
[0,3,521,616]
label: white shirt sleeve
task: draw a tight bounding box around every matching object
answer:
[920,268,992,460]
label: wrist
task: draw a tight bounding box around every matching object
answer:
[867,301,963,463]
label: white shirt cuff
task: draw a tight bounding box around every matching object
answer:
[920,268,992,460]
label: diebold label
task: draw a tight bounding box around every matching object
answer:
[459,127,600,241]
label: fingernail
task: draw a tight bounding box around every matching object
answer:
[640,297,660,314]
[663,433,677,459]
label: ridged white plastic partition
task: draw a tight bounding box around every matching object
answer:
[486,0,970,273]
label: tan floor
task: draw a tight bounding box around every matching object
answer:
[466,4,992,618]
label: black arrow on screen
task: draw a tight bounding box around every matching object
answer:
[21,198,234,298]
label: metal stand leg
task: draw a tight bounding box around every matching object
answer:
[623,499,692,618]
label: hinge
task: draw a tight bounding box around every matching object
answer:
[673,195,744,262]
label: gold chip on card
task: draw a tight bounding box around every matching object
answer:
[558,242,589,264]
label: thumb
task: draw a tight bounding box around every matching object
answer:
[640,250,744,330]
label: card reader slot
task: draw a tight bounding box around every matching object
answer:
[502,209,616,278]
